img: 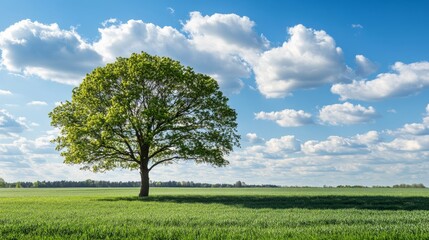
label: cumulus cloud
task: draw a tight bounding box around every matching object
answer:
[331,61,429,101]
[246,133,264,144]
[355,55,377,77]
[319,102,378,125]
[27,101,48,106]
[255,109,313,127]
[0,89,12,95]
[352,24,363,29]
[253,24,347,98]
[0,109,28,136]
[247,135,301,158]
[0,19,103,85]
[183,11,269,60]
[397,122,429,136]
[393,103,429,136]
[379,136,429,152]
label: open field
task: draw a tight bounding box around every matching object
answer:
[1,188,429,239]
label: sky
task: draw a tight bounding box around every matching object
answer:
[1,0,429,186]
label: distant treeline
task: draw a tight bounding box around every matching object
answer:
[0,178,426,188]
[0,179,278,188]
[329,183,426,188]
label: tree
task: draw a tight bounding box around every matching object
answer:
[49,52,240,197]
[0,178,5,188]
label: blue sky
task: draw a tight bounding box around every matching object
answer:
[1,0,429,186]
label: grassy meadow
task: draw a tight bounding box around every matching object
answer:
[1,187,429,239]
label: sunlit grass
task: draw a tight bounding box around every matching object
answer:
[1,188,429,239]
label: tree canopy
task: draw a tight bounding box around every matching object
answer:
[49,52,240,197]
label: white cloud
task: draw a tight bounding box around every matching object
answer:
[0,89,12,95]
[301,131,379,156]
[264,136,301,154]
[247,135,301,158]
[27,101,47,106]
[245,133,264,144]
[0,109,28,136]
[331,61,429,101]
[397,122,429,136]
[393,104,429,136]
[352,24,363,29]
[0,19,103,85]
[253,24,347,98]
[255,109,313,127]
[319,102,377,125]
[302,137,362,155]
[355,55,377,77]
[380,136,429,152]
[355,131,380,145]
[183,12,269,60]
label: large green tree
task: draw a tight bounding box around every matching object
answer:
[49,52,240,197]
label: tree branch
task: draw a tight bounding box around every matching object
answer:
[148,156,197,171]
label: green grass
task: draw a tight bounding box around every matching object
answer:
[1,188,429,239]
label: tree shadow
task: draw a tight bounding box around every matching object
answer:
[98,195,429,210]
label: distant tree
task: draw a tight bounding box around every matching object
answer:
[15,182,22,188]
[0,178,5,188]
[50,52,240,197]
[235,181,243,188]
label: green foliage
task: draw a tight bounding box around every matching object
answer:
[0,177,5,188]
[49,52,240,196]
[1,188,429,239]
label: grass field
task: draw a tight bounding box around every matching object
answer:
[1,187,429,239]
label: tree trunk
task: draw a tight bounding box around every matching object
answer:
[139,168,150,197]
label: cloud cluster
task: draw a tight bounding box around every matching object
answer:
[255,103,379,127]
[248,105,429,158]
[332,62,429,101]
[0,14,378,97]
[255,109,313,127]
[0,89,12,95]
[319,102,377,125]
[226,105,429,185]
[2,14,429,100]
